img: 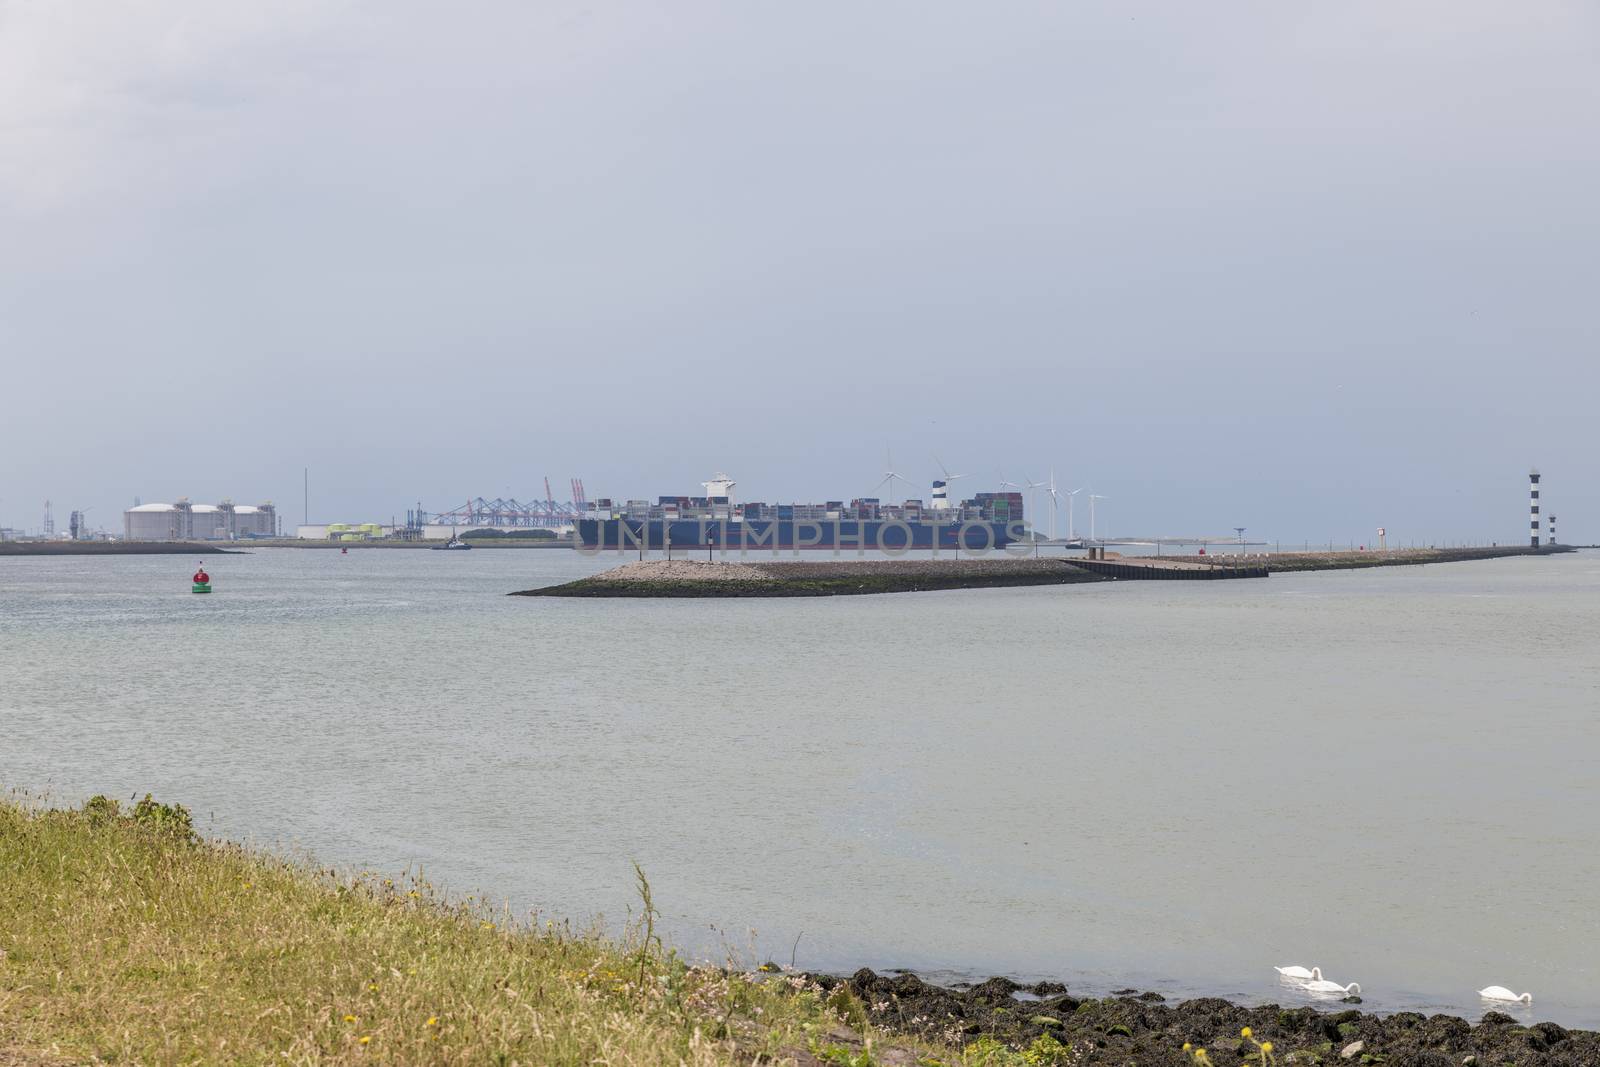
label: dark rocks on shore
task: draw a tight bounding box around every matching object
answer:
[804,969,1599,1066]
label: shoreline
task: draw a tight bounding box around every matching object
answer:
[513,545,1573,598]
[1167,544,1571,571]
[230,537,573,549]
[513,557,1113,597]
[0,539,571,554]
[0,541,245,556]
[802,967,1588,1065]
[3,793,1591,1066]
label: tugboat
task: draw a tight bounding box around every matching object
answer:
[192,563,212,593]
[432,529,472,550]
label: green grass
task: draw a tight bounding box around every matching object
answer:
[0,793,954,1066]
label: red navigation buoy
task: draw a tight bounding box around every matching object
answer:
[192,562,212,594]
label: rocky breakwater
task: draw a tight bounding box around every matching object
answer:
[511,558,1111,598]
[805,969,1598,1066]
[1185,545,1573,573]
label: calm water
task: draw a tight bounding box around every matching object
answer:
[3,548,1597,1025]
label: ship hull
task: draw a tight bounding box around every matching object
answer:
[575,518,1022,551]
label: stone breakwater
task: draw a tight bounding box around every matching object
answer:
[1178,544,1573,572]
[804,969,1598,1067]
[511,545,1576,598]
[511,558,1110,598]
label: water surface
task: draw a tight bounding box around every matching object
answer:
[3,548,1596,1025]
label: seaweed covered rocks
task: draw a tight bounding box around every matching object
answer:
[805,969,1599,1066]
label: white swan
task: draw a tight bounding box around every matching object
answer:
[1478,986,1532,1004]
[1304,978,1361,995]
[1275,966,1323,981]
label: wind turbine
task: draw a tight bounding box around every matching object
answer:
[932,457,970,510]
[1044,471,1065,542]
[934,457,969,486]
[1089,494,1108,542]
[997,473,1026,531]
[869,449,919,502]
[1065,488,1083,540]
[1023,478,1046,540]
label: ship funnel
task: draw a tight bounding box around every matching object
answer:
[931,479,950,510]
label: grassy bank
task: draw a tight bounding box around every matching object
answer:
[4,795,1591,1065]
[0,794,950,1066]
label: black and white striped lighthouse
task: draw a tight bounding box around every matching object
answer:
[1549,512,1557,546]
[1529,468,1541,548]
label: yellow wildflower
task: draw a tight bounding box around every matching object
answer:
[359,1035,371,1045]
[368,983,379,992]
[426,1016,438,1027]
[1261,1041,1274,1053]
[343,1015,357,1023]
[1241,1027,1252,1038]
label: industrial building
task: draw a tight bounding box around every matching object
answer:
[123,499,278,541]
[295,522,394,541]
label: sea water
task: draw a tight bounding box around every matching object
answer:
[3,548,1596,1025]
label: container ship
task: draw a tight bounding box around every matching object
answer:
[574,473,1025,551]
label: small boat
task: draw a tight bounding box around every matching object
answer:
[432,534,472,551]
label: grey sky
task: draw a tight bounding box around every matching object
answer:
[3,1,1595,543]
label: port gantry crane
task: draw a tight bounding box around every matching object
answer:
[420,475,588,530]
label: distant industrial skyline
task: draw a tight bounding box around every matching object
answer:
[7,460,1578,551]
[3,2,1594,543]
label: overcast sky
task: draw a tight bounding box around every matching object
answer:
[3,1,1595,543]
